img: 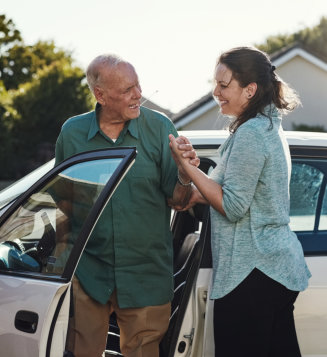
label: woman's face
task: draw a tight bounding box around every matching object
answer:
[213,63,250,117]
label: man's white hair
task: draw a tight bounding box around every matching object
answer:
[86,54,126,93]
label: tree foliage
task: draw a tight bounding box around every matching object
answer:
[257,16,327,59]
[0,14,22,51]
[9,60,93,177]
[0,14,94,180]
[292,123,326,133]
[0,40,73,90]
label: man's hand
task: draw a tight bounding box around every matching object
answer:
[169,135,200,168]
[169,186,205,211]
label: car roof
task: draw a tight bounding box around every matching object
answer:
[179,130,327,147]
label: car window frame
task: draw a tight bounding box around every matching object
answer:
[0,147,137,282]
[290,146,327,256]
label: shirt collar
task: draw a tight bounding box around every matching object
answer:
[87,103,139,141]
[87,103,101,141]
[127,114,139,139]
[263,104,280,119]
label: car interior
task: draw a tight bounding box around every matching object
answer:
[105,158,216,357]
[105,204,210,357]
[104,149,327,356]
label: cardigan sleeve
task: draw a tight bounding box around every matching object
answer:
[222,124,267,222]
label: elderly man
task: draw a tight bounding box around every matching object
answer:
[55,54,197,357]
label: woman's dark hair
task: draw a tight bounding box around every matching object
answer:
[215,46,301,132]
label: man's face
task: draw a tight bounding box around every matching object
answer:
[96,62,142,122]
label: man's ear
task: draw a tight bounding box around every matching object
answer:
[246,82,257,99]
[94,86,105,105]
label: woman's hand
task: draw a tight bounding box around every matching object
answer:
[169,134,200,168]
[169,134,200,185]
[169,134,226,216]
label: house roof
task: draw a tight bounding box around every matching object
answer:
[172,91,216,128]
[141,96,173,118]
[171,43,327,129]
[271,43,327,71]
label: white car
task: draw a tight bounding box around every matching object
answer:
[0,130,326,357]
[163,130,327,357]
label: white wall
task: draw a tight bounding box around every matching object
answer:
[274,55,327,131]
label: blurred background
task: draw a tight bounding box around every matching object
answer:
[1,0,327,187]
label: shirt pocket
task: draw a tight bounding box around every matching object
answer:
[129,162,157,179]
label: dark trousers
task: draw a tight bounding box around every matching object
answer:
[214,268,301,357]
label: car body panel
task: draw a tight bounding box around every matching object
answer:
[0,277,70,356]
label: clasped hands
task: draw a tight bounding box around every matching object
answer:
[169,134,200,168]
[169,134,199,174]
[169,134,200,211]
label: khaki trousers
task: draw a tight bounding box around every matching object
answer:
[66,277,171,357]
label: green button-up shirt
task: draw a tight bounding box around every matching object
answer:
[55,105,178,307]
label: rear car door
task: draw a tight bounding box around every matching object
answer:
[290,146,327,356]
[0,147,136,357]
[163,143,327,357]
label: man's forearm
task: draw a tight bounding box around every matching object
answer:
[167,180,192,209]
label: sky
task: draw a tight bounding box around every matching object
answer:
[1,0,327,113]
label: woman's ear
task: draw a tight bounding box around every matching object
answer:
[246,82,257,99]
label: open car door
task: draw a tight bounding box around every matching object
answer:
[0,147,136,357]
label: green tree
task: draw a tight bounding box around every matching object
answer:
[9,59,93,176]
[1,40,73,90]
[0,14,74,91]
[292,123,326,133]
[0,14,22,52]
[0,81,17,179]
[0,14,94,180]
[257,16,327,58]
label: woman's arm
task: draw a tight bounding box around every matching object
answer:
[169,134,226,216]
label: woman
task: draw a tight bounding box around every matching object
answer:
[170,46,311,357]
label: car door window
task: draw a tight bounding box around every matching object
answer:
[319,188,327,230]
[289,162,324,232]
[290,158,327,255]
[0,158,122,277]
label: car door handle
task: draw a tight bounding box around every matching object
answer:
[15,310,39,333]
